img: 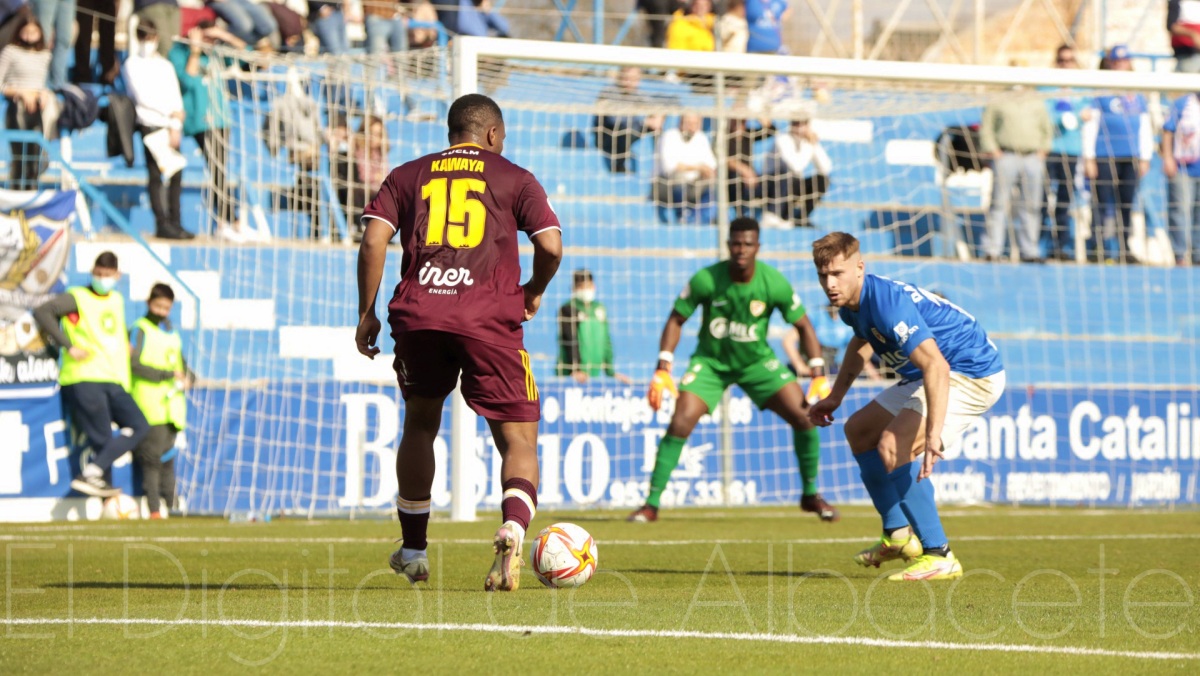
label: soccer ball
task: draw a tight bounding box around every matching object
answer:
[100,494,141,520]
[530,522,598,588]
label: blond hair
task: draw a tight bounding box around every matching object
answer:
[812,231,860,267]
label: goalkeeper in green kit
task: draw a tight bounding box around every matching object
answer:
[628,217,839,522]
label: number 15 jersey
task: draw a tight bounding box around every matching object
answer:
[363,143,561,348]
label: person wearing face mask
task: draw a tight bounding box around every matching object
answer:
[122,21,194,240]
[557,270,632,385]
[129,283,192,518]
[33,251,150,498]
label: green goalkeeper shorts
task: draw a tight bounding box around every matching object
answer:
[678,355,796,411]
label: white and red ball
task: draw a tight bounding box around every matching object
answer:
[100,494,141,520]
[530,522,598,588]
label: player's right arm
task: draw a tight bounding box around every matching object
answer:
[355,217,394,358]
[355,169,402,359]
[649,269,710,410]
[809,336,872,426]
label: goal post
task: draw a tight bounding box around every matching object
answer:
[180,40,1200,520]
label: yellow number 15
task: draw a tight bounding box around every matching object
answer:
[421,177,487,248]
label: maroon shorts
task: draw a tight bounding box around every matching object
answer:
[392,329,540,422]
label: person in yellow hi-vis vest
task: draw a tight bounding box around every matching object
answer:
[129,283,191,519]
[33,251,150,497]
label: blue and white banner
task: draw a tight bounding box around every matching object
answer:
[166,382,1200,516]
[4,379,1198,518]
[0,189,74,396]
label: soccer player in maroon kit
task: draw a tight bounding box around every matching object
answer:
[355,94,563,591]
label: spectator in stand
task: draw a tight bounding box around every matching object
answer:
[652,112,717,224]
[979,79,1053,263]
[666,0,714,52]
[636,0,679,48]
[593,66,664,174]
[364,0,407,53]
[1044,44,1091,261]
[1169,0,1200,73]
[171,21,251,241]
[725,114,775,217]
[129,283,191,519]
[124,21,195,240]
[1082,45,1153,264]
[32,251,150,498]
[346,115,389,235]
[0,16,52,191]
[207,0,279,49]
[0,1,32,54]
[436,0,508,38]
[28,0,70,88]
[407,0,439,48]
[557,269,631,385]
[762,115,831,228]
[309,1,347,54]
[1162,89,1200,267]
[745,0,788,55]
[74,0,119,84]
[716,0,749,54]
[262,1,307,53]
[136,0,182,56]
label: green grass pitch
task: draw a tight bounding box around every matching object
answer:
[2,506,1197,673]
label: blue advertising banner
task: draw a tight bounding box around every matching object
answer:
[4,380,1198,520]
[173,381,1199,516]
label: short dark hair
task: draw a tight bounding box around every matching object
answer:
[137,21,158,42]
[94,251,119,270]
[447,94,503,140]
[573,269,593,286]
[148,283,175,302]
[729,217,760,235]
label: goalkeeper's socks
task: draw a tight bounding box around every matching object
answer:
[646,435,687,509]
[501,477,538,532]
[396,495,431,550]
[792,427,821,497]
[888,461,948,550]
[854,449,908,531]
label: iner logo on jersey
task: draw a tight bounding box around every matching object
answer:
[418,261,475,293]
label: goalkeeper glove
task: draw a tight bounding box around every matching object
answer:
[807,375,832,405]
[647,369,677,411]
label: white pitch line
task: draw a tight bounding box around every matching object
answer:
[1,617,1196,662]
[1,533,1198,546]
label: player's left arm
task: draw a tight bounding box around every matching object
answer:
[908,337,951,480]
[791,315,824,375]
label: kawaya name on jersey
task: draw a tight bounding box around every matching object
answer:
[362,143,560,349]
[839,273,1003,381]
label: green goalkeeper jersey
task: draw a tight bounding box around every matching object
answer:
[674,260,807,370]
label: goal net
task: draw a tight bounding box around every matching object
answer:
[177,39,1200,518]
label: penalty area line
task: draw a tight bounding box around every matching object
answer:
[2,617,1197,661]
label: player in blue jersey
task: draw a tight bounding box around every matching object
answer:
[807,232,1006,581]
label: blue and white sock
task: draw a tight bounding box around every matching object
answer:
[854,449,908,532]
[889,461,948,551]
